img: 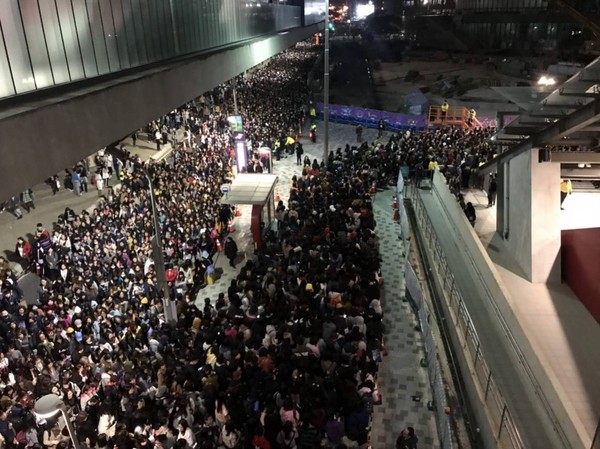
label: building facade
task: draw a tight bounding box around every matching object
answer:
[453,0,596,52]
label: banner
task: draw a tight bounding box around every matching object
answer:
[315,103,428,132]
[315,103,498,131]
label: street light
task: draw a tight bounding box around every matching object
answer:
[143,168,178,325]
[538,75,556,86]
[34,394,81,449]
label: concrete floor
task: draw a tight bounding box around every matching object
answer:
[465,188,600,238]
[8,113,599,446]
[372,59,524,119]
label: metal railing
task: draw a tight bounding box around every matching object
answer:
[405,255,455,449]
[406,182,526,449]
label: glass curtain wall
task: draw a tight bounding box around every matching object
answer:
[0,0,302,99]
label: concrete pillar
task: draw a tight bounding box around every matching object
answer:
[496,162,507,239]
[501,148,561,283]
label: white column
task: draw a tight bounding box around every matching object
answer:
[503,148,561,283]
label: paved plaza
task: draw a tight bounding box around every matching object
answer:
[0,121,442,449]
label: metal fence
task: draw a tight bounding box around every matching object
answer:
[406,183,526,449]
[405,263,455,449]
[399,168,455,449]
[0,0,302,99]
[314,103,429,133]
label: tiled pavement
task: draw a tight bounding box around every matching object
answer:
[197,121,440,449]
[370,187,440,449]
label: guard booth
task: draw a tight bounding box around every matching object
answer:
[219,174,278,249]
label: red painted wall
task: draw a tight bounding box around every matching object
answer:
[562,228,600,325]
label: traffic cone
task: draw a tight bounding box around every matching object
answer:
[216,239,223,251]
[275,193,280,202]
[392,196,398,210]
[235,209,241,217]
[373,383,382,404]
[228,223,234,233]
[393,209,400,222]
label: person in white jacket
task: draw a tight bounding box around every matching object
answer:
[221,423,240,449]
[97,407,116,438]
[177,420,196,448]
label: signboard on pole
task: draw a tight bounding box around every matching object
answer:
[235,139,248,172]
[228,115,244,133]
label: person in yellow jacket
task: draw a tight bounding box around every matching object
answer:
[428,159,438,171]
[440,100,449,122]
[285,136,295,155]
[467,108,476,126]
[428,158,438,180]
[560,179,572,210]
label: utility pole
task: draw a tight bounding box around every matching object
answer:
[233,87,239,115]
[323,0,330,165]
[144,169,177,325]
[233,79,239,115]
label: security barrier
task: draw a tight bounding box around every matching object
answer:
[314,103,428,132]
[405,263,456,449]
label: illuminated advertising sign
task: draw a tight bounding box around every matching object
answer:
[228,115,244,133]
[235,140,248,172]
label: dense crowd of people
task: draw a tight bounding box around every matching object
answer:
[0,34,504,449]
[0,44,393,449]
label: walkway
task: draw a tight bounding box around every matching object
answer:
[2,132,181,303]
[419,188,554,449]
[370,186,439,448]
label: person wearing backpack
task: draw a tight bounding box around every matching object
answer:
[277,421,298,449]
[279,398,300,428]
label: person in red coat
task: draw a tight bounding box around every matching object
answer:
[15,237,31,270]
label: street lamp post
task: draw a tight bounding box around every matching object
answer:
[323,0,330,165]
[34,394,81,449]
[143,169,178,325]
[233,81,239,115]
